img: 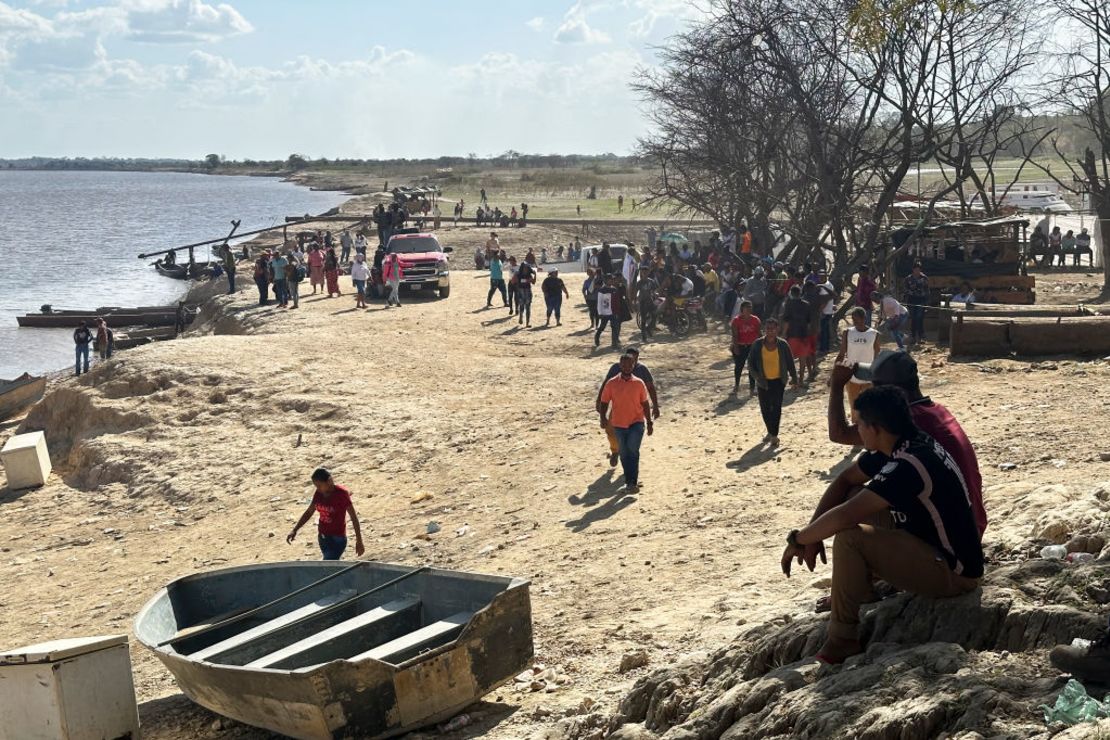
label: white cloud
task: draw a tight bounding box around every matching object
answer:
[626,0,705,37]
[8,32,104,70]
[526,16,544,31]
[554,1,611,44]
[123,0,252,43]
[0,2,52,35]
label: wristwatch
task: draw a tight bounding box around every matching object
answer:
[786,529,801,548]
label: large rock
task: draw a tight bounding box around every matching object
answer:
[597,562,1110,740]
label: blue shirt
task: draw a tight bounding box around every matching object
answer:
[271,256,288,279]
[489,258,503,281]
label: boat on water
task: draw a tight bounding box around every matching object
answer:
[113,326,177,350]
[134,561,533,740]
[0,374,46,422]
[16,307,190,329]
[155,259,217,280]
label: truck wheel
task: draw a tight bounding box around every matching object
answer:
[439,286,451,299]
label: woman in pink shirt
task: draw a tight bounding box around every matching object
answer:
[307,245,325,294]
[383,252,404,308]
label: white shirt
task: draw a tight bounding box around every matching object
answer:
[678,276,694,297]
[820,281,836,315]
[622,254,637,284]
[845,327,879,382]
[597,291,613,316]
[880,295,908,318]
[350,261,371,281]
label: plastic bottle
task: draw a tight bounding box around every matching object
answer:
[1072,638,1093,650]
[440,714,471,732]
[1041,545,1068,559]
[1068,552,1096,564]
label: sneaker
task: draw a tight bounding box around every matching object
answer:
[608,452,619,467]
[769,435,780,446]
[1051,633,1110,682]
[594,336,600,348]
[625,483,640,493]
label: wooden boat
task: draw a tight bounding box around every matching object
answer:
[0,374,46,422]
[113,326,177,350]
[134,561,533,740]
[16,311,181,328]
[155,259,216,280]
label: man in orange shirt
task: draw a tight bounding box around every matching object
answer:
[597,353,654,492]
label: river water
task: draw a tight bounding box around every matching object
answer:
[0,171,347,379]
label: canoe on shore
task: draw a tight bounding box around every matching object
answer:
[0,374,46,422]
[135,561,533,740]
[114,326,177,350]
[155,259,216,280]
[16,310,191,329]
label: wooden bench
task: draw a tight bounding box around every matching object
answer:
[246,597,421,670]
[342,611,473,666]
[189,589,356,663]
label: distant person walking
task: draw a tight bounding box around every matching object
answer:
[597,353,654,492]
[902,262,929,345]
[595,347,661,468]
[383,252,403,307]
[94,318,114,361]
[515,258,537,327]
[286,468,365,560]
[308,244,325,294]
[729,300,761,396]
[542,268,570,326]
[324,247,341,297]
[339,231,353,263]
[253,251,271,305]
[351,254,371,309]
[270,251,289,308]
[486,253,508,307]
[74,321,93,376]
[747,318,799,446]
[221,244,237,294]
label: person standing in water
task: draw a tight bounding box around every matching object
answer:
[287,468,366,560]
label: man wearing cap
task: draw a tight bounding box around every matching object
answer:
[803,350,986,556]
[287,468,366,560]
[781,385,983,663]
[542,268,569,327]
[596,347,660,467]
[597,353,654,492]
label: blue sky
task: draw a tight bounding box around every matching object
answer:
[0,0,701,159]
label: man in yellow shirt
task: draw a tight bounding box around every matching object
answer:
[746,318,799,445]
[597,353,654,491]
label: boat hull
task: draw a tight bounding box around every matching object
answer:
[17,312,182,328]
[0,376,46,421]
[135,561,533,740]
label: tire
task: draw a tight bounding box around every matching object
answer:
[635,310,643,329]
[673,312,690,337]
[439,286,451,299]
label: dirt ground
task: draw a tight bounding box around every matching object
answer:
[1,222,1109,739]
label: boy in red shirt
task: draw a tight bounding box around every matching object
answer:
[287,468,365,560]
[730,300,761,396]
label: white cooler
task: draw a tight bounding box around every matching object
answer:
[0,635,141,740]
[1,430,52,489]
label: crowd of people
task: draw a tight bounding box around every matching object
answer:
[1029,224,1094,267]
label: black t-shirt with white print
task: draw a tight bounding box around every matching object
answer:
[858,431,984,578]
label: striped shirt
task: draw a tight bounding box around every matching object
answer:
[861,432,984,577]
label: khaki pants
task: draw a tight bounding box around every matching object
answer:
[605,423,619,454]
[829,525,979,641]
[846,380,871,421]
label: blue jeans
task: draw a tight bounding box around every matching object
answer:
[273,278,288,305]
[909,304,926,341]
[819,315,833,354]
[353,278,366,296]
[545,294,562,322]
[613,422,645,486]
[318,534,347,560]
[885,314,906,349]
[227,271,235,294]
[75,344,90,375]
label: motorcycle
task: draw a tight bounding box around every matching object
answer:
[654,296,690,338]
[685,296,708,333]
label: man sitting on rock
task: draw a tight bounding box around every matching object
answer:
[782,385,984,664]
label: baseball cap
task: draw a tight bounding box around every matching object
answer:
[854,349,918,387]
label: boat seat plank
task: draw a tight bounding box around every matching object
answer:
[189,589,356,662]
[345,611,473,665]
[245,596,421,669]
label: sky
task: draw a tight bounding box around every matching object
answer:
[0,0,703,159]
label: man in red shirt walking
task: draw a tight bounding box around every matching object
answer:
[729,300,761,397]
[598,354,654,492]
[287,468,366,560]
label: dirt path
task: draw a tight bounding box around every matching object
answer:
[1,255,1109,739]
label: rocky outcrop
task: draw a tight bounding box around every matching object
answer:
[552,557,1110,740]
